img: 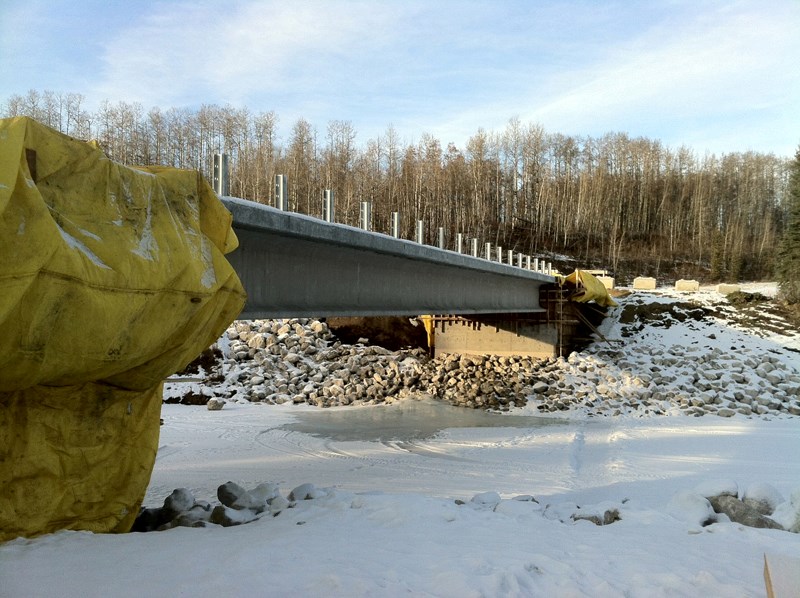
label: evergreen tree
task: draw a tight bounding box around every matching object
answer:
[709,229,726,281]
[776,147,800,303]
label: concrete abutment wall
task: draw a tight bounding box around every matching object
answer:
[432,316,562,359]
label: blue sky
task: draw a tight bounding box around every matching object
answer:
[2,0,798,156]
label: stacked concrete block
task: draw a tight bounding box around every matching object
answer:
[597,276,615,290]
[717,283,741,295]
[633,277,657,290]
[675,279,700,292]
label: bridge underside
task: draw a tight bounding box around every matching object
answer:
[222,197,554,320]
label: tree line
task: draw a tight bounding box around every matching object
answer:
[776,148,800,304]
[3,89,794,282]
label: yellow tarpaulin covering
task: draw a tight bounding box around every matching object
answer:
[0,116,246,540]
[1,383,162,538]
[563,270,618,307]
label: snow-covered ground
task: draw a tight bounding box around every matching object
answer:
[2,284,799,597]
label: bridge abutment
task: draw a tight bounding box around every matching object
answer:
[430,316,564,359]
[427,288,588,359]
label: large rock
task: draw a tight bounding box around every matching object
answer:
[250,482,281,504]
[218,481,266,511]
[162,488,195,519]
[708,495,784,530]
[289,483,324,501]
[206,397,225,410]
[741,482,784,515]
[209,505,258,527]
[572,507,621,526]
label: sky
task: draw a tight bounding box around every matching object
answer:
[1,0,798,157]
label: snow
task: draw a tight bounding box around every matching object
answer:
[2,285,800,597]
[692,479,739,499]
[742,482,785,513]
[199,236,216,288]
[55,221,111,269]
[131,190,158,261]
[771,490,800,533]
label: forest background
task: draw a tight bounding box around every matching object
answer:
[3,89,794,284]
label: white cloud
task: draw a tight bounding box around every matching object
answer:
[517,2,800,152]
[92,1,409,110]
[4,0,798,156]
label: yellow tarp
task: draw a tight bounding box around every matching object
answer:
[563,270,618,307]
[0,116,246,540]
[0,116,246,391]
[0,383,162,538]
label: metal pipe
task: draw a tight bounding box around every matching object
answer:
[456,233,463,254]
[391,212,400,238]
[416,220,425,244]
[274,174,287,211]
[360,201,372,231]
[322,189,335,222]
[213,153,229,196]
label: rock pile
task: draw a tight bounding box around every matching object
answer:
[196,319,542,412]
[524,346,800,418]
[418,354,535,410]
[136,478,799,535]
[132,481,330,531]
[168,302,800,419]
[137,483,627,533]
[219,318,428,407]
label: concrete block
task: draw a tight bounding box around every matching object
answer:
[717,283,741,295]
[633,277,656,290]
[596,276,615,290]
[675,279,699,292]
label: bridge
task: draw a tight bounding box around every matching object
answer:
[221,196,556,320]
